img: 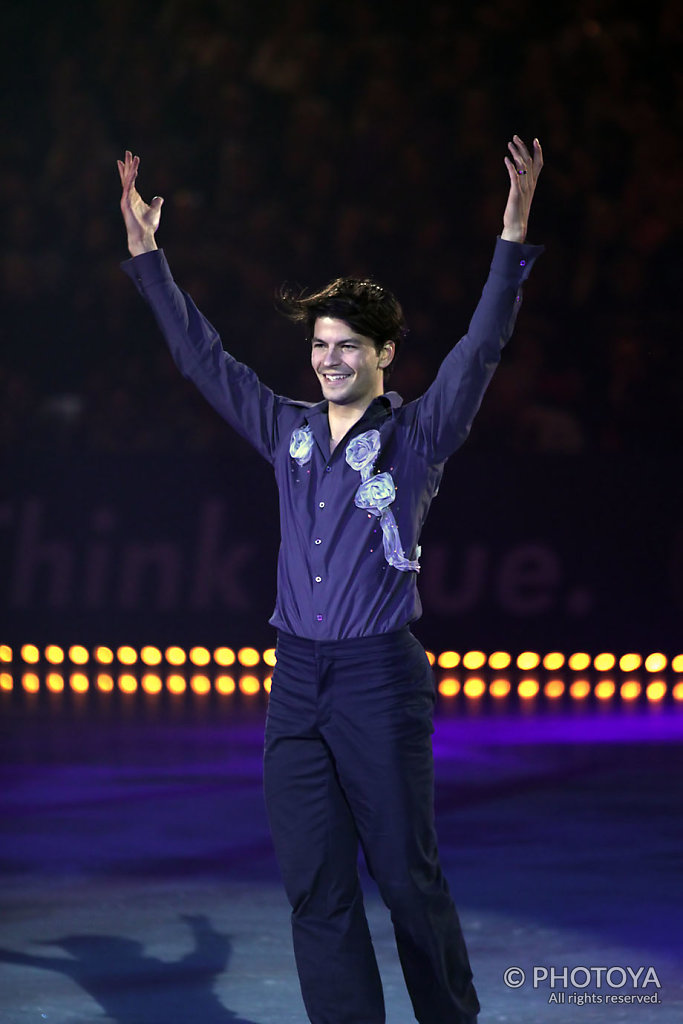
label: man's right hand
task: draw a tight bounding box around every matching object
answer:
[117,150,163,257]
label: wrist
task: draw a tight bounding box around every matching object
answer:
[128,233,158,257]
[500,226,527,243]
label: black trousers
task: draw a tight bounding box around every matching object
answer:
[263,628,479,1024]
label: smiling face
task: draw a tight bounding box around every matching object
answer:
[311,316,395,411]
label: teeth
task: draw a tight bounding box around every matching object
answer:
[325,375,349,381]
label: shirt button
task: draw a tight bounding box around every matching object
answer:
[316,614,323,622]
[519,259,526,266]
[319,501,325,508]
[325,466,332,473]
[314,538,322,545]
[314,576,322,583]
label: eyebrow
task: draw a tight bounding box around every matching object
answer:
[311,336,362,344]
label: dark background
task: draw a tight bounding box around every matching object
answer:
[1,0,682,651]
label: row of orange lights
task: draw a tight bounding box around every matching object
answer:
[1,671,681,704]
[436,676,683,703]
[431,650,681,673]
[2,645,682,674]
[0,672,269,696]
[1,645,273,668]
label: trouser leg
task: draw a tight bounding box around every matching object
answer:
[263,638,384,1024]
[321,631,480,1024]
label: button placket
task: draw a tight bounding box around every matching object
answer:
[310,458,334,623]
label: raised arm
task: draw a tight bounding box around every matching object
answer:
[117,150,164,256]
[117,152,291,463]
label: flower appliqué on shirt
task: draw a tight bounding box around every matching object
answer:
[289,425,314,466]
[345,430,420,574]
[345,431,381,479]
[355,472,395,511]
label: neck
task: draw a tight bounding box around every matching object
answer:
[327,397,377,450]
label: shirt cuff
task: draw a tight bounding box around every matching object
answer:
[120,248,173,293]
[491,236,545,281]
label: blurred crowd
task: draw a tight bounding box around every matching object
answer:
[2,0,681,457]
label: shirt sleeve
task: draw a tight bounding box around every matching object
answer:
[121,249,281,464]
[406,237,544,463]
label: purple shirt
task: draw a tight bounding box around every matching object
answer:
[122,237,543,639]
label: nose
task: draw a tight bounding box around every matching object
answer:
[321,346,341,366]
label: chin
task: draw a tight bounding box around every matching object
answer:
[320,381,352,401]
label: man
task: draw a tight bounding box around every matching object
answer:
[118,134,543,1024]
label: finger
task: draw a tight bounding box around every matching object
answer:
[532,137,544,173]
[127,158,140,191]
[121,151,133,175]
[123,151,139,176]
[507,139,525,165]
[120,165,135,194]
[511,134,532,163]
[507,144,528,179]
[504,156,523,188]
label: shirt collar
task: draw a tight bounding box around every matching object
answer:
[304,391,403,423]
[303,392,403,460]
[384,391,403,410]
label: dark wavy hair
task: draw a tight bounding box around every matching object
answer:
[277,276,408,378]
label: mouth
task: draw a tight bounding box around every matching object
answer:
[321,373,352,383]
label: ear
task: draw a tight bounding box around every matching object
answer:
[378,340,396,369]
